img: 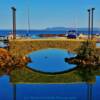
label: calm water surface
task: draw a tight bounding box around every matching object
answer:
[0,49,100,100]
[27,49,76,73]
[0,76,100,100]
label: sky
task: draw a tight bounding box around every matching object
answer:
[0,0,100,29]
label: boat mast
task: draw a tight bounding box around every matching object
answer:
[74,17,78,36]
[27,1,30,36]
[11,7,16,39]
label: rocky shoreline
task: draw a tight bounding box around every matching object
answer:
[0,48,31,75]
[65,56,99,66]
[65,40,100,66]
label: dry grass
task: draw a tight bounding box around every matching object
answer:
[9,39,95,56]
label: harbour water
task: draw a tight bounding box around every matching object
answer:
[0,32,100,100]
[0,75,100,100]
[0,48,100,100]
[27,49,76,73]
[0,30,99,37]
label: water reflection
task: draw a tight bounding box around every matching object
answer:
[0,48,100,100]
[27,49,76,73]
[0,70,100,100]
[16,84,87,100]
[0,75,13,100]
[75,65,97,83]
[87,84,93,100]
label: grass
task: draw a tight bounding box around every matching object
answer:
[9,39,89,56]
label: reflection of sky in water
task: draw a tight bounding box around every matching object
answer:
[0,75,13,100]
[96,43,100,47]
[16,84,87,100]
[0,74,100,99]
[93,76,100,100]
[27,49,76,73]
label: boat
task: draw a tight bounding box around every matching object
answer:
[67,30,77,39]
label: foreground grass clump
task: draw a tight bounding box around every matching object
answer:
[76,40,96,60]
[65,40,100,65]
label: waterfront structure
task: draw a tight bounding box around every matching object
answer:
[88,9,91,39]
[91,8,95,39]
[87,8,95,40]
[11,7,16,39]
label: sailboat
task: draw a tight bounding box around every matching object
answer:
[66,18,78,39]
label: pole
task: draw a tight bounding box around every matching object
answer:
[88,9,91,40]
[13,84,16,100]
[87,84,93,100]
[28,7,30,35]
[11,7,16,39]
[91,8,95,39]
[27,1,30,37]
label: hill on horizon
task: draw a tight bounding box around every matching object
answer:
[45,27,100,31]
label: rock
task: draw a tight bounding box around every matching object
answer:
[0,48,31,75]
[22,56,32,64]
[65,55,99,66]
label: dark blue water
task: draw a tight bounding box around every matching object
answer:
[27,49,76,73]
[0,75,100,100]
[0,30,99,36]
[0,30,68,36]
[0,75,13,100]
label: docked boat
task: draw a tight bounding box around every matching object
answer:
[66,30,77,39]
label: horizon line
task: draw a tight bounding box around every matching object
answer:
[0,27,100,30]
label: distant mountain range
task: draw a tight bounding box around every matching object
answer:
[45,27,100,31]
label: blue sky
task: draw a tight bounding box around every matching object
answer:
[0,0,100,29]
